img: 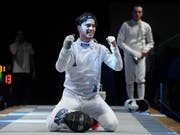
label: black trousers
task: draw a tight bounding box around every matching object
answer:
[12,73,32,105]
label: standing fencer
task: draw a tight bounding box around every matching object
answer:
[117,4,154,100]
[47,12,123,132]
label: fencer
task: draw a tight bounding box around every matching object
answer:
[117,5,154,100]
[46,12,123,132]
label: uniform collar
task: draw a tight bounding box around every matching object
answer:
[77,38,95,48]
[128,19,142,26]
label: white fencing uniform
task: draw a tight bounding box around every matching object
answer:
[47,38,123,131]
[117,19,154,99]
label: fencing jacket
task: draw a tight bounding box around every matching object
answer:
[55,38,123,98]
[117,19,154,58]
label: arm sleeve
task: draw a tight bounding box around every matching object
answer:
[55,47,72,72]
[102,45,123,71]
[143,25,154,52]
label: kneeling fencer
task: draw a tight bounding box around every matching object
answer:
[46,12,123,132]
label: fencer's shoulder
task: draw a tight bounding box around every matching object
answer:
[120,20,132,29]
[95,42,106,49]
[94,42,102,46]
[71,39,79,47]
[24,42,34,50]
[124,20,130,24]
[90,40,101,47]
[92,42,108,53]
[141,21,152,28]
[122,21,129,26]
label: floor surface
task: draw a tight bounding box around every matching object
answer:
[0,105,178,135]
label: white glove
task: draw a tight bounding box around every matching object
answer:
[106,36,116,47]
[63,34,75,50]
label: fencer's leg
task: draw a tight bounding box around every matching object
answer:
[98,112,118,132]
[135,57,146,99]
[82,95,118,132]
[137,83,145,99]
[124,55,135,99]
[47,106,70,131]
[47,112,60,131]
[126,83,134,99]
[97,99,118,131]
[47,91,80,132]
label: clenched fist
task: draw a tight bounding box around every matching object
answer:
[106,36,117,47]
[63,34,75,50]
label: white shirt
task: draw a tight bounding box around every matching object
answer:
[9,42,34,73]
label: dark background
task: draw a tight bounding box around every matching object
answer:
[0,0,180,118]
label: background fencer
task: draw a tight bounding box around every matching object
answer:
[117,4,154,100]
